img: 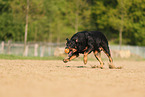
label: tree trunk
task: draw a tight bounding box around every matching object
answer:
[23,0,29,56]
[119,27,123,50]
[75,0,79,33]
[119,0,124,50]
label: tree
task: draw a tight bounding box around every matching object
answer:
[0,0,144,46]
[91,0,145,46]
[0,0,15,41]
[66,0,91,33]
[125,0,145,46]
[23,0,29,56]
[108,0,129,49]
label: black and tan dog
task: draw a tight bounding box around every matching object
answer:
[63,31,115,69]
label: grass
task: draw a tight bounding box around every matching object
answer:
[0,54,144,61]
[0,54,63,60]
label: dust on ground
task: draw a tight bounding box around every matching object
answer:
[0,59,145,97]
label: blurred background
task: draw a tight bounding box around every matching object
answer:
[0,0,145,58]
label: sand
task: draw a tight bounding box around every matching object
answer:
[0,59,145,97]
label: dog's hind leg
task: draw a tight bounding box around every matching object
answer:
[94,50,104,69]
[101,45,115,69]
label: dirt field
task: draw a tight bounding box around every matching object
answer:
[0,59,145,97]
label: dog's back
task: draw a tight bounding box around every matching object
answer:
[71,31,109,52]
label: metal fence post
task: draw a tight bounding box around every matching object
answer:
[1,41,4,54]
[34,43,38,56]
[7,40,11,54]
[40,46,44,57]
[24,45,28,56]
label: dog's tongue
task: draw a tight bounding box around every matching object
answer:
[68,51,73,57]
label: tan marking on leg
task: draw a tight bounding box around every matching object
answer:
[82,47,88,51]
[108,56,113,63]
[101,48,115,69]
[63,55,77,63]
[83,52,88,64]
[69,55,77,61]
[103,51,113,63]
[94,51,104,69]
[104,53,115,69]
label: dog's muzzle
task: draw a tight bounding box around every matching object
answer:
[64,47,77,57]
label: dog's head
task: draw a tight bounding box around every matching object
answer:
[65,38,78,57]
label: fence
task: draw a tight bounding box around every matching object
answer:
[0,41,65,57]
[110,45,145,58]
[0,41,145,58]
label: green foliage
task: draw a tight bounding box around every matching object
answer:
[0,0,145,46]
[91,0,145,46]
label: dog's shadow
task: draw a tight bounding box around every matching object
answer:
[65,65,87,68]
[65,65,122,69]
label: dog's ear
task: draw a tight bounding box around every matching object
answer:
[66,38,69,42]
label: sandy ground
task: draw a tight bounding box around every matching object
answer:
[0,59,145,97]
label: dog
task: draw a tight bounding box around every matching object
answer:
[63,31,115,69]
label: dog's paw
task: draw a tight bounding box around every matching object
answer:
[97,65,104,69]
[63,59,69,63]
[108,63,116,69]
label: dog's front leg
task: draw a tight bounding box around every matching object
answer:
[83,52,88,64]
[83,45,93,65]
[63,54,79,63]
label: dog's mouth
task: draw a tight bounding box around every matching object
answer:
[68,50,73,57]
[65,48,77,57]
